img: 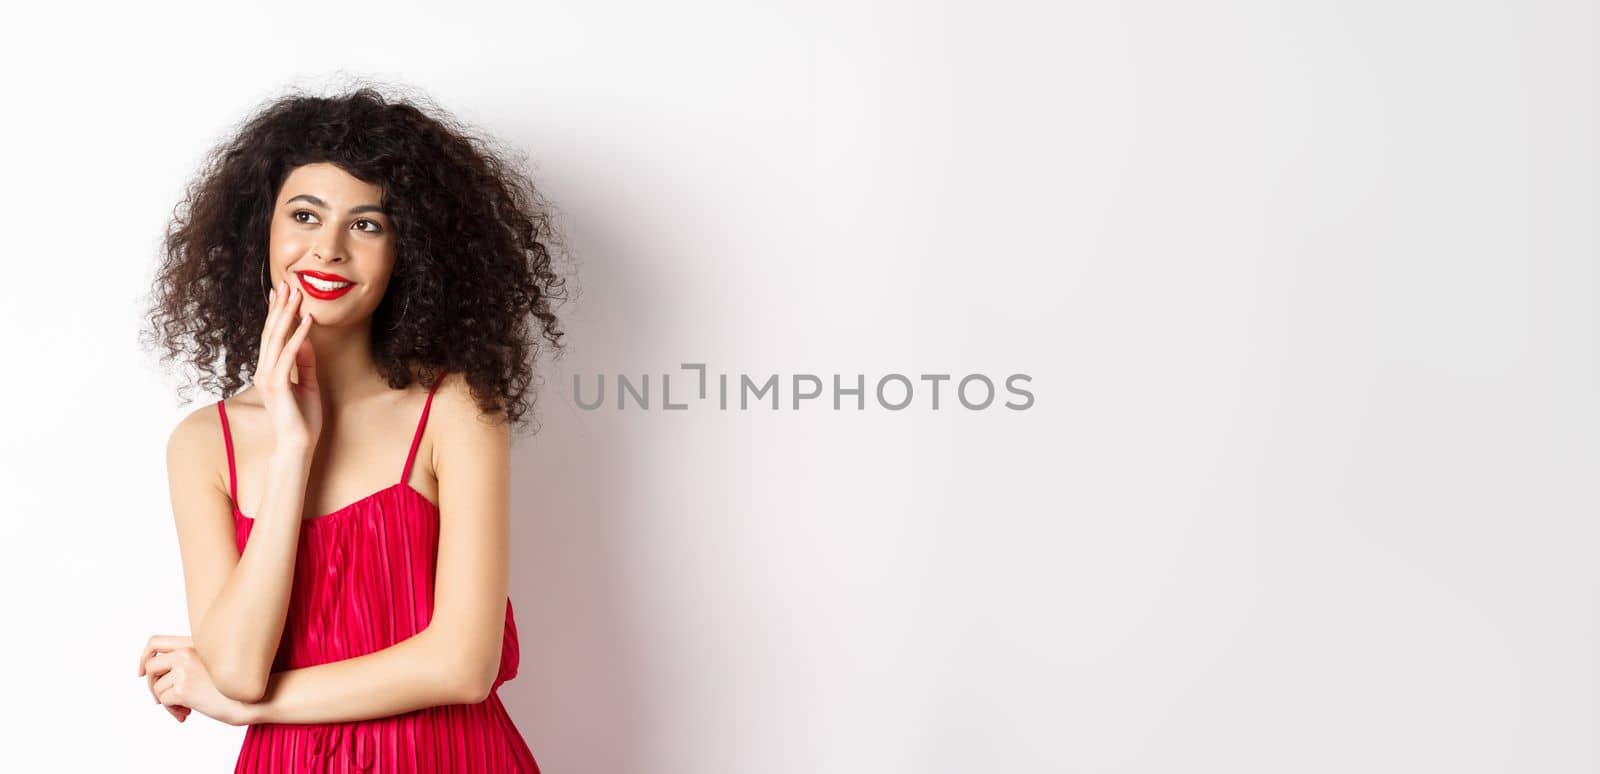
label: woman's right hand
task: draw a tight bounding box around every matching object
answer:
[256,278,323,454]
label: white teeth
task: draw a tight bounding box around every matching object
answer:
[302,275,353,291]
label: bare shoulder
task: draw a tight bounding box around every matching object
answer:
[168,400,220,455]
[429,371,508,431]
[427,372,510,476]
[165,399,229,495]
[169,389,262,457]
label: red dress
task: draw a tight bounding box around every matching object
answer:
[216,370,541,773]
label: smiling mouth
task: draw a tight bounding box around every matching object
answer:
[297,272,356,298]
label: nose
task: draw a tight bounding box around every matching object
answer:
[309,241,346,263]
[315,220,355,259]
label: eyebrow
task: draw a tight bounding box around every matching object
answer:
[284,193,387,216]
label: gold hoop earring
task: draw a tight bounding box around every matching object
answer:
[259,257,270,303]
[387,286,410,331]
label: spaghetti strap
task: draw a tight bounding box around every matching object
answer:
[216,399,238,504]
[400,370,449,485]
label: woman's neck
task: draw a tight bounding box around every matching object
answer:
[300,321,391,406]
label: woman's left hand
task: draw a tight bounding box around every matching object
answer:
[139,634,254,727]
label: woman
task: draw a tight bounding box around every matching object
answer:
[135,84,568,772]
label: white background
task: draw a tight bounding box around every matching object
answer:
[0,1,1593,771]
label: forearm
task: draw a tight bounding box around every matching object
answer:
[194,450,312,701]
[239,627,477,725]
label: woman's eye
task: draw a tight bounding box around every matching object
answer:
[289,210,382,234]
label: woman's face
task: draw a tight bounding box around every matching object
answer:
[266,162,397,329]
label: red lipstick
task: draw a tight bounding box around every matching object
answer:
[296,270,357,300]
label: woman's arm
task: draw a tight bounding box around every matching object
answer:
[241,376,513,724]
[167,407,312,702]
[236,626,487,724]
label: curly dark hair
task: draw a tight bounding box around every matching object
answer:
[139,81,573,433]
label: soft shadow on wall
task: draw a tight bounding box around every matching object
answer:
[495,199,658,774]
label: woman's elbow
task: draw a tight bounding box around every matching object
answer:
[211,661,268,703]
[444,642,499,703]
[427,623,503,704]
[452,657,498,705]
[193,638,268,703]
